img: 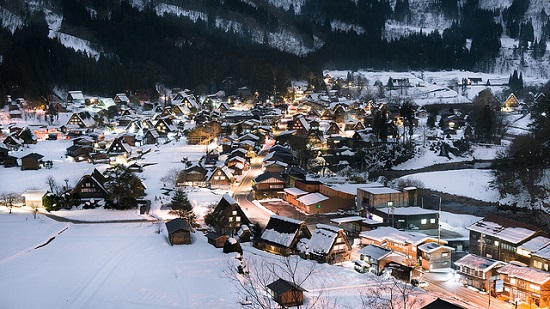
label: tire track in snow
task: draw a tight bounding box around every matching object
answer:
[64,242,142,309]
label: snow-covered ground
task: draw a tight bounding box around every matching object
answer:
[0,206,436,308]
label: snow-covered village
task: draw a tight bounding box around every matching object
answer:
[1,67,550,309]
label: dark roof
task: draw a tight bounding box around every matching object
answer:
[254,172,285,183]
[264,215,304,235]
[205,232,226,240]
[422,298,465,309]
[21,153,44,160]
[267,278,307,295]
[165,218,192,234]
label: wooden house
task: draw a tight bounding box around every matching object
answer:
[20,153,43,170]
[454,254,505,292]
[252,172,286,192]
[166,218,192,245]
[254,215,312,256]
[3,134,23,150]
[502,93,520,112]
[154,117,177,136]
[266,278,307,308]
[106,137,132,156]
[418,242,454,271]
[142,128,160,145]
[66,144,92,162]
[497,263,550,307]
[304,224,352,264]
[357,244,393,275]
[66,112,95,128]
[295,192,330,214]
[205,165,233,189]
[176,164,208,187]
[4,155,18,167]
[357,186,417,212]
[359,226,444,266]
[114,93,129,106]
[67,91,85,105]
[71,168,109,200]
[209,194,251,236]
[263,160,288,174]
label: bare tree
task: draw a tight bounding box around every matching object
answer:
[0,192,19,214]
[359,276,422,309]
[46,175,59,194]
[152,221,164,234]
[224,254,331,309]
[160,167,182,187]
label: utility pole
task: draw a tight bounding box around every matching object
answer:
[438,195,442,243]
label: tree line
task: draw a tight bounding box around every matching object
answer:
[0,0,527,104]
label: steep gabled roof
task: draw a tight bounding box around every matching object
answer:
[306,224,346,255]
[261,215,310,247]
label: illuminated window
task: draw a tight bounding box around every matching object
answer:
[421,219,427,224]
[430,218,436,224]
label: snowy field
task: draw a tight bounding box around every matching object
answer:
[0,206,435,309]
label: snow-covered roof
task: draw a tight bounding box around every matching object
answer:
[359,226,435,246]
[306,224,344,255]
[377,207,438,216]
[518,236,550,253]
[327,183,384,195]
[330,216,365,224]
[358,244,392,261]
[21,190,48,200]
[497,264,550,285]
[297,192,329,205]
[533,244,550,260]
[358,187,401,194]
[454,254,503,272]
[467,218,538,244]
[221,193,237,206]
[418,242,453,254]
[283,187,308,196]
[260,215,307,247]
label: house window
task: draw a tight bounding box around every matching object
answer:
[534,260,543,269]
[494,241,499,246]
[228,217,233,222]
[421,219,427,225]
[510,278,516,285]
[530,284,540,291]
[236,216,241,222]
[232,210,237,216]
[442,252,449,257]
[430,218,436,224]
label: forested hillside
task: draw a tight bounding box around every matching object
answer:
[0,0,548,102]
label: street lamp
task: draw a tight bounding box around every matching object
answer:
[388,201,394,228]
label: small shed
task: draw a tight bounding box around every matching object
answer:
[165,218,192,245]
[205,232,228,248]
[21,190,48,208]
[20,153,43,170]
[266,278,307,307]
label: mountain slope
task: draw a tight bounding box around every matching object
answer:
[0,0,549,101]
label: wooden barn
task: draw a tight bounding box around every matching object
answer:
[266,278,307,307]
[205,232,228,248]
[165,218,192,245]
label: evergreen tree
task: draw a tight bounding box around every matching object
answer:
[19,128,34,146]
[170,190,196,225]
[104,165,145,210]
